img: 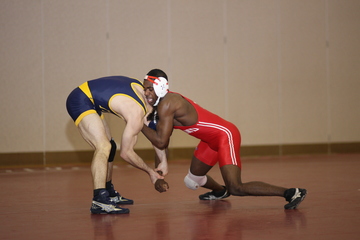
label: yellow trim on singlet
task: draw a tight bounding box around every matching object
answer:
[75,109,97,126]
[131,82,147,113]
[78,82,94,104]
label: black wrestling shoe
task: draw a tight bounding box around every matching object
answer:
[284,188,307,209]
[91,189,129,214]
[107,184,134,205]
[199,186,230,200]
[109,193,134,205]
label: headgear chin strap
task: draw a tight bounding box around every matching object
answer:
[144,75,169,106]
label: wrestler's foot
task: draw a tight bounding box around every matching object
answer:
[91,189,129,214]
[109,193,134,205]
[199,186,230,200]
[284,188,307,209]
[107,184,134,205]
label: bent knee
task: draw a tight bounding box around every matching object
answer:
[184,171,207,190]
[95,141,112,154]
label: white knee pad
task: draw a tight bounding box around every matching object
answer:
[184,170,207,190]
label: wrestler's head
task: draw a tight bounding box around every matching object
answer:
[143,69,169,106]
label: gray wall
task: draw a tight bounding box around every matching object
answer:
[1,0,359,156]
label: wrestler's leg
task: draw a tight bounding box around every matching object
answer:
[100,116,114,182]
[78,113,111,190]
[220,164,286,196]
[99,115,134,205]
[190,156,224,191]
[189,141,224,191]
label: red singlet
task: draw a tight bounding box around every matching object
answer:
[173,93,241,168]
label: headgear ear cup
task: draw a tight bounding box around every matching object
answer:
[154,77,169,98]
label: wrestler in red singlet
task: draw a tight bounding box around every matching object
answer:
[142,69,307,209]
[173,93,241,169]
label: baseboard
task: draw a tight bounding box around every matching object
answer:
[1,142,359,167]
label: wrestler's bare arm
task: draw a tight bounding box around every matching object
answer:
[143,113,169,176]
[153,145,168,176]
[120,114,163,184]
[141,100,175,149]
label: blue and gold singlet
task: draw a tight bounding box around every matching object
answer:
[66,76,146,126]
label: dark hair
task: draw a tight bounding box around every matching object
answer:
[146,69,168,81]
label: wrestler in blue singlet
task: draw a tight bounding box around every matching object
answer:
[66,76,146,126]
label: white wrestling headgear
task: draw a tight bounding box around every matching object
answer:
[144,75,169,106]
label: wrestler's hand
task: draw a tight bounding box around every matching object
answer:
[155,179,169,193]
[149,170,164,185]
[155,161,168,176]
